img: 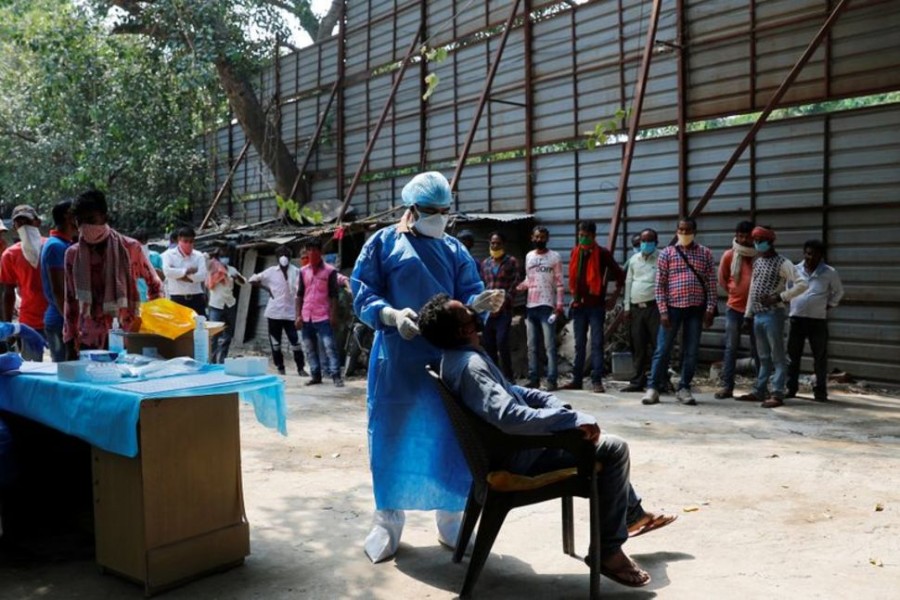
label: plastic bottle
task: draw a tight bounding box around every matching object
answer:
[193,315,209,364]
[108,317,125,354]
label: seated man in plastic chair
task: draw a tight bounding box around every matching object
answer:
[419,293,677,588]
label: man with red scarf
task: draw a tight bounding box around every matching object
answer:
[63,189,162,357]
[563,221,625,393]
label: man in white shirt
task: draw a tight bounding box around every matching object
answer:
[622,229,660,393]
[161,226,208,316]
[249,245,305,376]
[785,239,844,402]
[516,225,564,391]
[206,244,246,364]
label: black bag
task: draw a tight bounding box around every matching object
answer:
[674,245,720,317]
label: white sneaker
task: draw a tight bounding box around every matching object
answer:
[676,388,697,405]
[641,388,660,405]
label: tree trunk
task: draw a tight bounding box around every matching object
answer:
[215,56,301,202]
[316,0,342,42]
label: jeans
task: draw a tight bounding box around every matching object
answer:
[483,312,513,379]
[752,309,787,399]
[207,304,236,364]
[525,306,557,385]
[721,307,759,391]
[786,316,828,398]
[648,305,704,391]
[629,303,659,387]
[300,320,340,378]
[44,323,67,363]
[526,434,631,556]
[267,318,304,373]
[571,305,606,385]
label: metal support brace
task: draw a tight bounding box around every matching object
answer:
[450,0,523,193]
[335,21,423,224]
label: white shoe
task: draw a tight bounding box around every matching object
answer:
[364,509,405,563]
[435,509,463,548]
[641,388,660,405]
[676,388,697,405]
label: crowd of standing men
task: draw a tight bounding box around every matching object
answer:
[457,216,843,409]
[0,190,353,390]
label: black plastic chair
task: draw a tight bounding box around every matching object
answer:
[426,367,601,599]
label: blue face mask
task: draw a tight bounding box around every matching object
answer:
[754,241,771,252]
[640,241,657,255]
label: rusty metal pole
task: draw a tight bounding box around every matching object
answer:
[675,0,688,218]
[523,0,535,214]
[200,139,251,230]
[450,0,523,193]
[335,0,346,211]
[287,79,341,203]
[336,26,423,224]
[606,0,663,251]
[689,0,851,219]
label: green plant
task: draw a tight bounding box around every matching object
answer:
[276,194,323,224]
[585,108,631,149]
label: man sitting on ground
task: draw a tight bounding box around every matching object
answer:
[419,292,677,588]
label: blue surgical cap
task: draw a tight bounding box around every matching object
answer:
[401,172,452,208]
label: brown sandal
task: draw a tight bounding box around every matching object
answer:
[628,513,677,538]
[736,393,761,402]
[761,397,784,408]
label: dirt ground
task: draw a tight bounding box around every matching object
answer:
[1,373,898,599]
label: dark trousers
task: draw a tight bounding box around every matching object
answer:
[267,318,304,373]
[629,302,660,387]
[170,293,207,318]
[571,305,606,385]
[786,316,828,398]
[526,434,631,556]
[483,312,513,380]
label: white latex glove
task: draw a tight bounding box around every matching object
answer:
[471,289,505,313]
[380,306,420,340]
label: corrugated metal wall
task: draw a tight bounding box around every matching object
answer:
[203,0,900,381]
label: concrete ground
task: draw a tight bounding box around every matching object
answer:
[1,374,898,599]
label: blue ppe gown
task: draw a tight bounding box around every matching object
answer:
[352,225,485,511]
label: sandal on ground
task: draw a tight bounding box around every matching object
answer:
[628,513,678,538]
[736,393,761,402]
[600,558,651,588]
[761,397,784,408]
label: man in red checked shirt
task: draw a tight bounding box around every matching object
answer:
[641,217,717,407]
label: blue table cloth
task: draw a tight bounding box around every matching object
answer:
[0,366,286,458]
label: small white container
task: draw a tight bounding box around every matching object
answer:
[58,361,90,383]
[224,357,267,377]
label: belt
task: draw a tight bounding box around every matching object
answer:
[634,300,656,309]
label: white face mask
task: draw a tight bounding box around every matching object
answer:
[413,212,449,238]
[220,257,230,266]
[17,225,42,268]
[278,255,290,267]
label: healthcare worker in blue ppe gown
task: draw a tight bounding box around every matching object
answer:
[352,172,506,563]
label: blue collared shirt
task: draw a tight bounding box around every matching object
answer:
[441,344,596,474]
[788,261,844,319]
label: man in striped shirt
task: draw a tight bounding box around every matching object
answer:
[737,226,807,408]
[641,218,717,406]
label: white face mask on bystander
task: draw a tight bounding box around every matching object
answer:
[17,225,42,268]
